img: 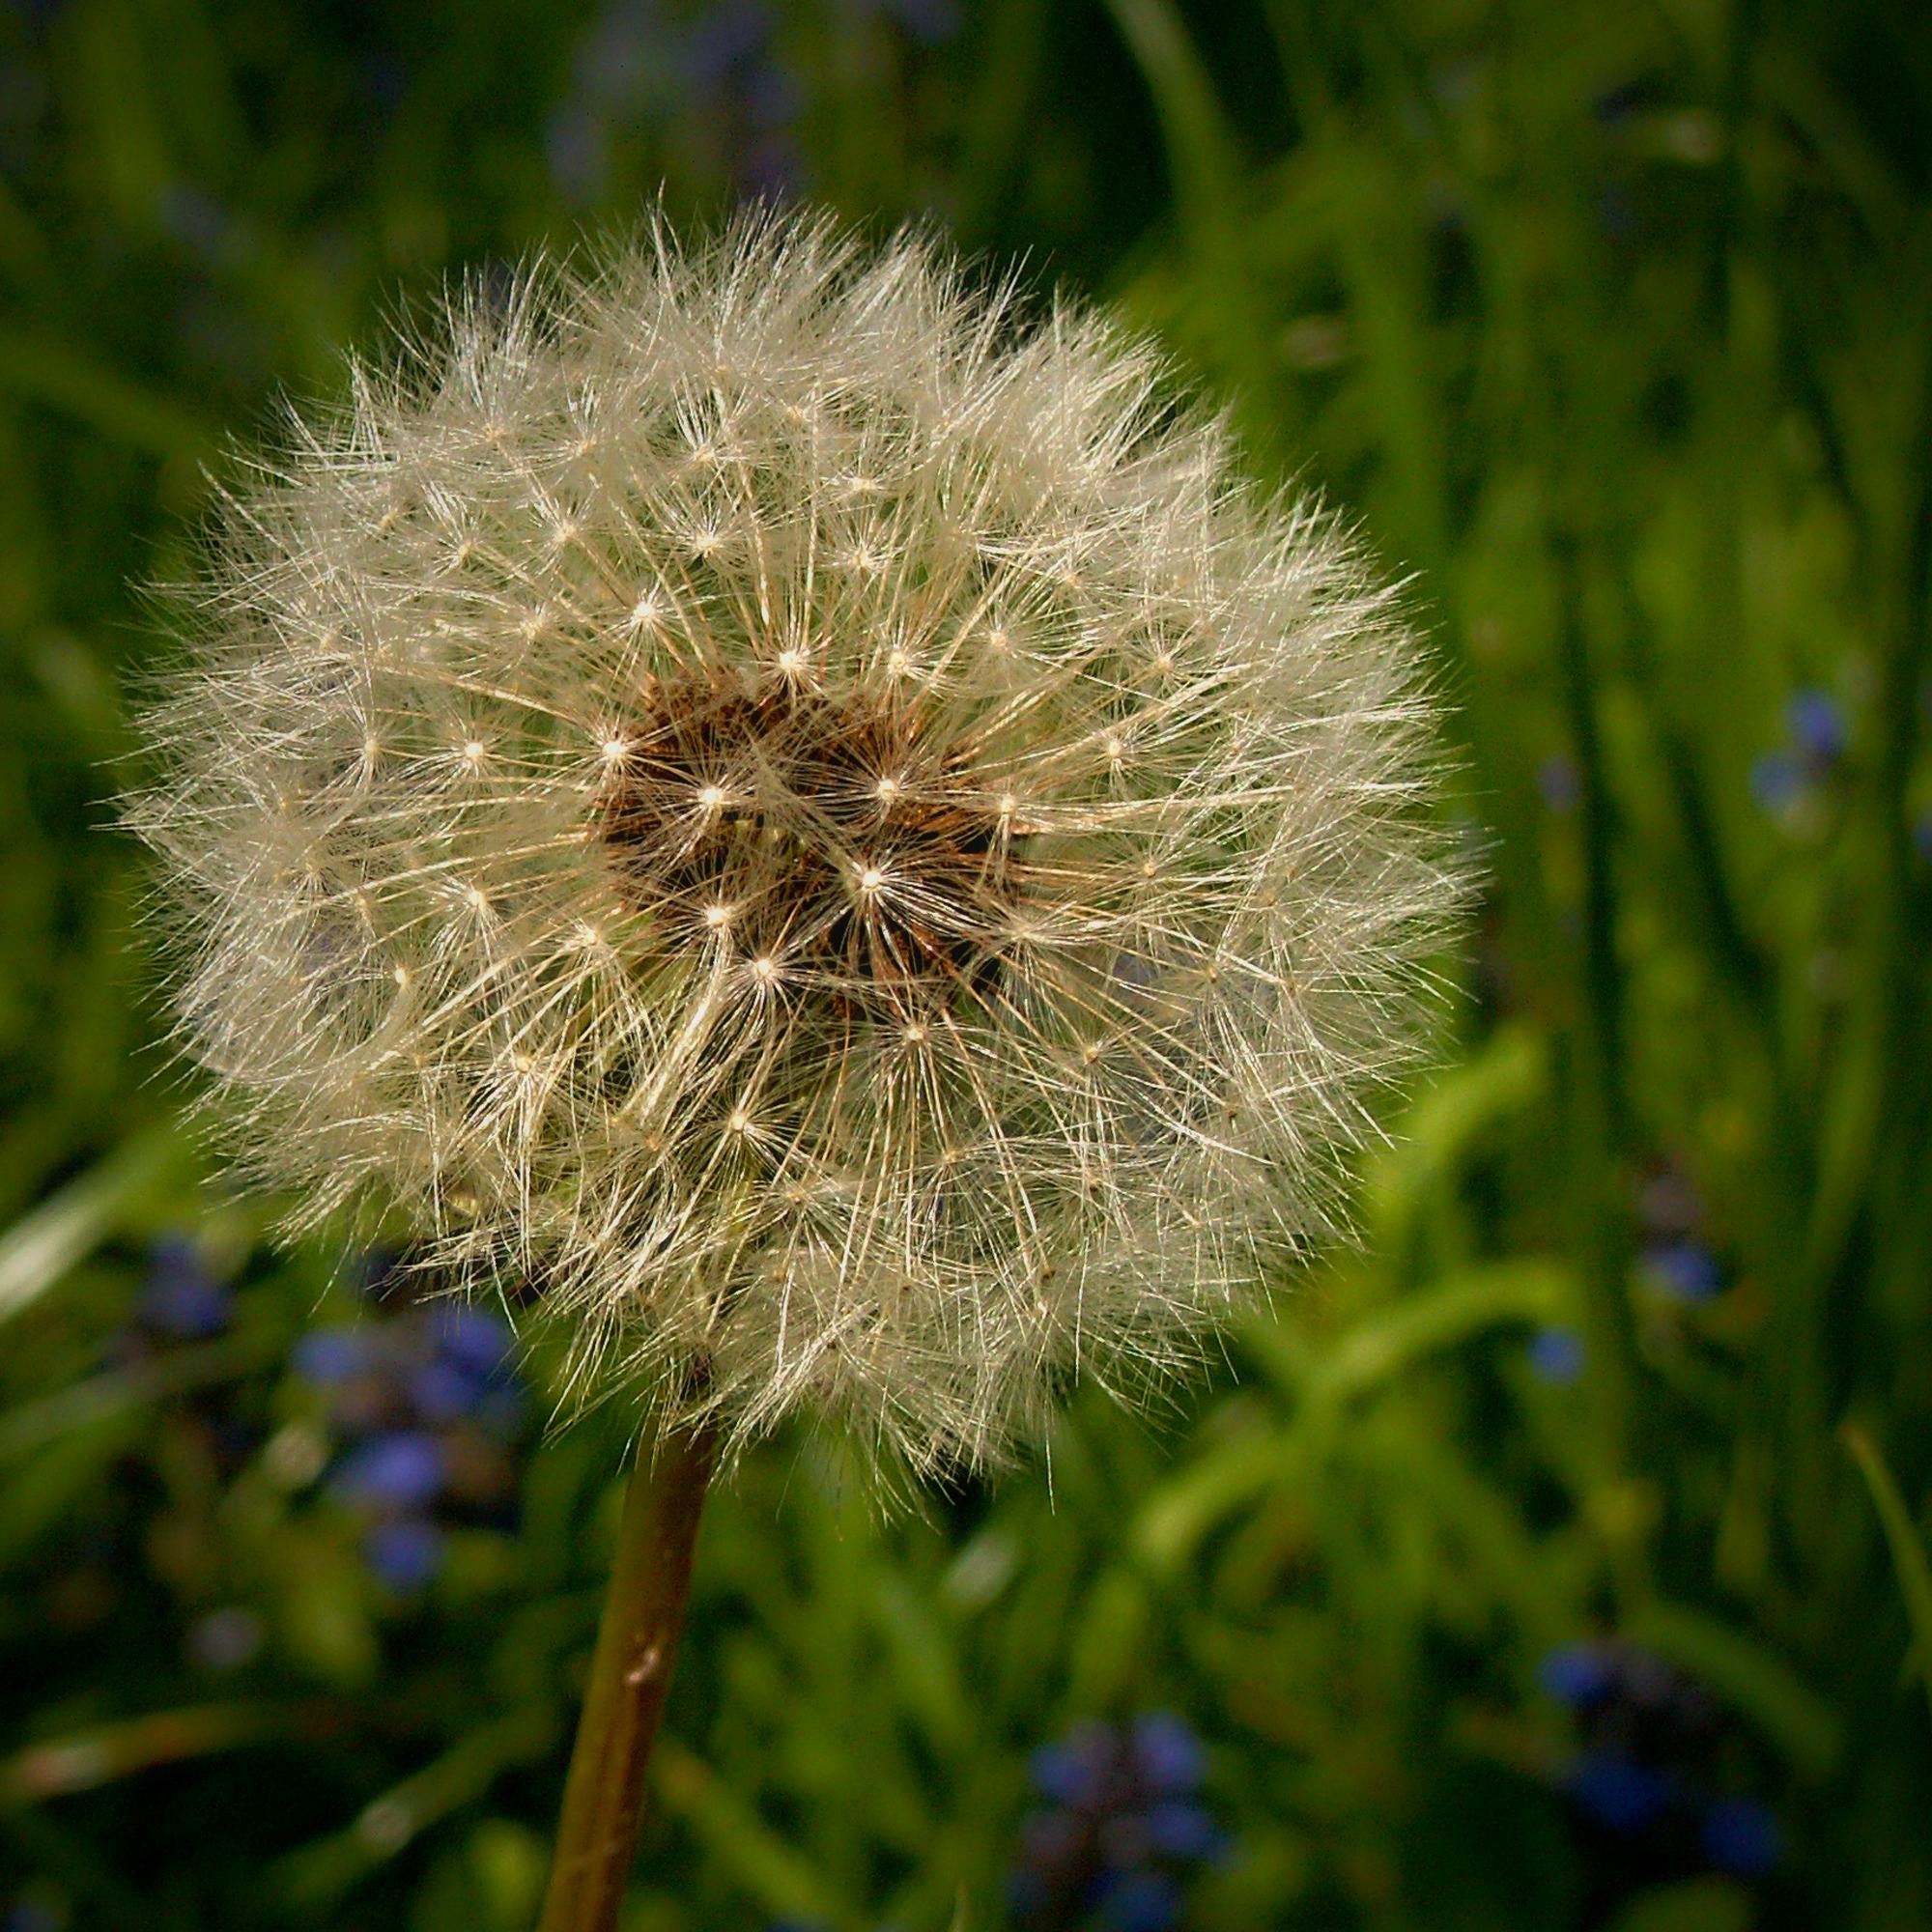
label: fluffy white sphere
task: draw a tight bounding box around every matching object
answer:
[127,210,1461,1476]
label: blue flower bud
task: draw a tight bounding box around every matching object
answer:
[292,1326,372,1386]
[427,1302,516,1378]
[139,1235,231,1339]
[1131,1712,1206,1794]
[1538,1641,1617,1705]
[363,1517,445,1591]
[331,1431,447,1510]
[1094,1869,1181,1932]
[1566,1750,1668,1833]
[1642,1241,1722,1303]
[1750,751,1804,813]
[1526,1326,1586,1384]
[1144,1802,1224,1861]
[1787,688,1845,766]
[1702,1797,1780,1876]
[1031,1722,1114,1806]
[410,1357,487,1422]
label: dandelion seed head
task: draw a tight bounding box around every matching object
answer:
[123,208,1464,1480]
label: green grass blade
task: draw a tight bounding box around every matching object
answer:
[1844,1424,1932,1727]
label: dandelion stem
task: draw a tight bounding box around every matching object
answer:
[538,1415,717,1932]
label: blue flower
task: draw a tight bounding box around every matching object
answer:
[1130,1712,1206,1794]
[1538,1642,1617,1707]
[1787,688,1846,766]
[1566,1750,1669,1833]
[426,1302,516,1378]
[363,1518,445,1591]
[1642,1241,1722,1303]
[1538,757,1580,811]
[1702,1797,1780,1877]
[1143,1801,1224,1860]
[1094,1869,1181,1932]
[1012,1713,1225,1925]
[139,1235,231,1339]
[1526,1326,1586,1384]
[1031,1721,1114,1806]
[680,0,769,87]
[1750,750,1804,813]
[291,1326,371,1386]
[331,1432,447,1510]
[410,1357,488,1422]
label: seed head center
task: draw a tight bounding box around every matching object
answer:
[598,672,1022,1013]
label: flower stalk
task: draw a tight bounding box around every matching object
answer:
[538,1415,718,1932]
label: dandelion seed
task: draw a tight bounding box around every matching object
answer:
[122,207,1463,1484]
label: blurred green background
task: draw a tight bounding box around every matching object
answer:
[3,1,1931,1927]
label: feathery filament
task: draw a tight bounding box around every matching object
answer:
[125,210,1463,1477]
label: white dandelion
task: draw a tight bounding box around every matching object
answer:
[125,208,1462,1481]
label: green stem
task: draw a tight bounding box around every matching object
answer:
[538,1417,718,1932]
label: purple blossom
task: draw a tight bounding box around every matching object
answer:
[363,1517,445,1591]
[425,1302,516,1378]
[1094,1869,1181,1932]
[1538,756,1580,810]
[1130,1712,1206,1794]
[1526,1326,1586,1384]
[1143,1802,1223,1860]
[680,0,769,88]
[1786,688,1846,765]
[1753,687,1848,822]
[409,1358,487,1422]
[1538,1642,1617,1707]
[1641,1240,1722,1303]
[1750,750,1804,813]
[1566,1750,1669,1833]
[138,1236,231,1340]
[1031,1722,1114,1806]
[291,1326,371,1386]
[1702,1798,1780,1877]
[330,1431,447,1511]
[1012,1714,1223,1927]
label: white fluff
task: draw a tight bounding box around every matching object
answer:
[125,209,1463,1478]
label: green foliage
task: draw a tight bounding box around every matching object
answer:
[3,1,1930,1927]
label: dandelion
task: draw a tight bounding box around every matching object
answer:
[123,208,1462,1929]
